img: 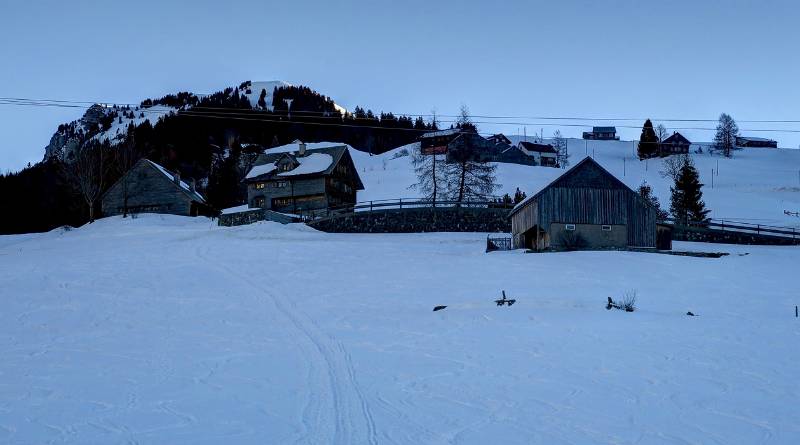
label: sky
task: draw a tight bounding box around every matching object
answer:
[1,0,799,171]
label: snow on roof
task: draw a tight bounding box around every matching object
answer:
[245,163,277,179]
[263,141,349,155]
[737,136,775,142]
[145,159,205,202]
[277,153,334,176]
[421,128,460,138]
[220,204,252,214]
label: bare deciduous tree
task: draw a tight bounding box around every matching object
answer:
[655,124,669,143]
[713,113,739,157]
[444,107,499,202]
[66,143,111,223]
[116,124,143,217]
[659,154,689,182]
[552,130,569,168]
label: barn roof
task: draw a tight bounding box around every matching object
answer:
[143,159,206,202]
[518,141,557,154]
[508,157,634,217]
[592,126,617,133]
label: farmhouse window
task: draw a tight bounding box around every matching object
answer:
[255,183,266,189]
[565,224,576,231]
[602,225,612,231]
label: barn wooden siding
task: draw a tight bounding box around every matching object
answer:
[511,187,656,248]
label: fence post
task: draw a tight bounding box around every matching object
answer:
[370,201,373,212]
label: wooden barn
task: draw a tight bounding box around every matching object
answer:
[102,158,215,217]
[509,157,657,250]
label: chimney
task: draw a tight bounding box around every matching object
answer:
[173,171,180,185]
[298,141,307,157]
[190,178,196,193]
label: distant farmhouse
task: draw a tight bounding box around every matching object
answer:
[518,141,558,167]
[509,157,657,250]
[736,136,777,148]
[418,130,557,167]
[102,158,214,217]
[582,126,619,140]
[659,132,691,156]
[244,142,364,215]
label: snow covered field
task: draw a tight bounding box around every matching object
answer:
[1,215,799,444]
[350,138,800,228]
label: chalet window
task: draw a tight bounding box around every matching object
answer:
[272,181,288,188]
[602,225,612,231]
[565,224,576,231]
[255,183,266,189]
[254,196,265,207]
[272,197,292,207]
[279,163,294,172]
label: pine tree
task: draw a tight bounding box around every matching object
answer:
[513,187,527,204]
[713,113,739,157]
[638,180,668,221]
[637,119,659,159]
[669,157,710,225]
[552,130,569,168]
[257,88,267,109]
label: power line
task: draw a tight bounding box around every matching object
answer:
[3,96,800,134]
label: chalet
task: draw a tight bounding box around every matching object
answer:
[582,126,619,140]
[509,157,657,250]
[244,142,364,215]
[101,158,215,217]
[420,128,461,155]
[486,134,513,145]
[659,132,691,156]
[518,141,558,167]
[736,136,777,148]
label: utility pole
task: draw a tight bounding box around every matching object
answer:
[711,169,714,188]
[623,157,626,176]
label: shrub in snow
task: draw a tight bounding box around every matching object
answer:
[606,290,636,312]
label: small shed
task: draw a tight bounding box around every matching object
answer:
[509,157,657,250]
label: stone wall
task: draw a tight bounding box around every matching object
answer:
[218,209,300,227]
[308,207,511,233]
[672,225,800,246]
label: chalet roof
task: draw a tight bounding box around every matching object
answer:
[662,132,691,145]
[421,128,460,138]
[592,126,617,133]
[143,159,206,203]
[518,141,557,154]
[245,144,364,190]
[509,157,634,217]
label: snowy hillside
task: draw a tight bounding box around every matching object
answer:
[345,139,800,228]
[1,215,798,444]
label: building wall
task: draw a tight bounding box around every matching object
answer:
[248,177,327,211]
[102,162,194,216]
[548,222,627,249]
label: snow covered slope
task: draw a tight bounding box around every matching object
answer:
[1,215,798,444]
[346,139,800,228]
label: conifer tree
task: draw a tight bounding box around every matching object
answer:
[257,88,267,109]
[637,119,659,159]
[669,157,710,225]
[638,180,668,221]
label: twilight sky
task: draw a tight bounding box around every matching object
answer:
[1,0,799,171]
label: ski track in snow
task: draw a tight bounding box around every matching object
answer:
[195,236,379,445]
